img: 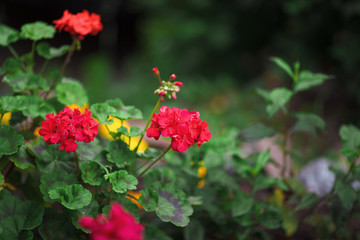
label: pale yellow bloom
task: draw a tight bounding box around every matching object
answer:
[0,112,11,125]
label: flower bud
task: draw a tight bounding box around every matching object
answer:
[174,81,183,87]
[172,92,177,99]
[170,74,177,80]
[159,90,165,96]
[152,67,160,76]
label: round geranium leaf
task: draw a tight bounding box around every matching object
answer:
[0,125,25,158]
[21,21,55,41]
[56,78,88,106]
[0,95,28,114]
[80,161,104,186]
[0,24,21,46]
[36,42,70,60]
[109,170,138,194]
[49,184,92,210]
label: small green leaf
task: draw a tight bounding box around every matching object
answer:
[0,95,28,114]
[203,150,223,169]
[296,193,318,210]
[339,124,360,153]
[21,21,55,41]
[36,42,70,60]
[109,170,138,193]
[2,73,49,92]
[238,123,277,142]
[106,140,135,168]
[116,126,130,137]
[255,88,270,101]
[266,88,293,118]
[56,78,88,106]
[49,184,92,210]
[8,145,34,169]
[253,175,288,193]
[90,102,114,124]
[106,98,143,120]
[294,71,332,92]
[0,126,25,158]
[231,191,254,217]
[139,188,159,211]
[256,202,283,229]
[270,57,294,79]
[252,150,270,176]
[22,96,55,118]
[0,24,21,46]
[335,180,356,210]
[291,112,326,136]
[80,161,104,186]
[0,57,22,75]
[129,126,144,137]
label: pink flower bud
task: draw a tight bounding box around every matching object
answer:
[152,67,160,76]
[170,74,177,80]
[172,92,177,99]
[154,90,158,95]
[174,81,183,87]
[160,96,164,102]
[159,90,165,96]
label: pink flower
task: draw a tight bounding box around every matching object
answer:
[170,74,177,80]
[146,106,211,152]
[79,202,144,240]
[174,81,183,87]
[39,107,99,152]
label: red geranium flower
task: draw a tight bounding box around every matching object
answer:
[79,202,144,240]
[39,107,99,152]
[54,10,103,40]
[146,106,211,152]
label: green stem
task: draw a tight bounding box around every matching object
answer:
[31,40,36,70]
[39,59,49,75]
[137,144,171,178]
[43,38,77,100]
[0,113,4,124]
[7,45,26,71]
[134,97,162,152]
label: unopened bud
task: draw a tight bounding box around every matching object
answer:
[170,74,177,80]
[172,92,177,99]
[174,81,183,87]
[152,67,160,76]
[159,90,165,96]
[175,87,180,92]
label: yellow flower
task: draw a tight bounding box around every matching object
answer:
[33,126,41,138]
[0,112,11,125]
[197,179,205,189]
[67,103,89,113]
[198,166,207,179]
[126,191,143,209]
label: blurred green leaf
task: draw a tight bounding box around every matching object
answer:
[0,174,3,191]
[0,57,22,75]
[8,145,34,169]
[266,88,293,118]
[0,125,25,158]
[291,112,326,136]
[0,95,28,114]
[282,206,298,236]
[21,21,55,41]
[90,102,114,124]
[256,202,283,229]
[270,57,294,79]
[49,184,92,210]
[203,150,223,168]
[40,170,77,202]
[238,123,277,142]
[339,124,360,154]
[294,71,332,92]
[56,78,88,106]
[335,179,356,210]
[80,161,104,186]
[129,126,144,137]
[0,24,21,46]
[255,88,270,101]
[231,191,254,217]
[2,73,49,92]
[184,219,204,240]
[145,225,172,240]
[253,175,288,193]
[296,193,318,210]
[109,170,138,194]
[36,42,70,60]
[22,96,55,118]
[106,140,134,168]
[252,149,270,176]
[139,188,159,212]
[106,98,143,120]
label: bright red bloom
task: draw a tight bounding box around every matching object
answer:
[146,106,211,152]
[152,67,160,76]
[39,107,99,152]
[170,74,177,80]
[79,202,144,240]
[54,10,103,40]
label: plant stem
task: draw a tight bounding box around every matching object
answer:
[39,59,49,75]
[134,97,162,152]
[137,144,171,178]
[43,38,77,100]
[7,45,26,71]
[0,113,4,123]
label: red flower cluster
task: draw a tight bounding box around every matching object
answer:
[39,107,98,152]
[79,202,144,240]
[146,106,211,152]
[53,10,103,39]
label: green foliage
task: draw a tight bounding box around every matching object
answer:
[22,96,55,118]
[0,24,21,46]
[270,57,294,79]
[238,123,277,142]
[0,95,28,114]
[294,71,332,92]
[20,22,55,41]
[334,179,357,210]
[49,184,92,210]
[296,193,318,210]
[109,170,138,193]
[0,125,25,158]
[80,161,104,186]
[56,78,88,106]
[231,191,254,217]
[106,140,135,168]
[8,145,34,169]
[291,112,326,136]
[36,42,70,60]
[3,73,49,92]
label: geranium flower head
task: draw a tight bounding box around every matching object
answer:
[146,106,211,152]
[39,107,99,152]
[79,202,144,240]
[54,10,103,40]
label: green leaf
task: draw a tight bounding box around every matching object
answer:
[255,88,270,101]
[21,21,55,41]
[296,193,318,210]
[22,96,55,118]
[270,57,294,79]
[184,219,204,240]
[291,112,326,136]
[39,170,77,202]
[203,150,223,169]
[18,230,33,240]
[0,95,28,114]
[335,180,356,210]
[8,145,35,169]
[145,225,172,240]
[129,126,144,137]
[81,161,104,186]
[90,102,114,124]
[339,124,360,154]
[238,123,277,142]
[294,71,332,92]
[0,125,25,158]
[231,191,254,217]
[139,188,159,212]
[256,202,283,229]
[253,175,288,193]
[282,206,298,236]
[106,98,143,120]
[0,24,21,46]
[56,78,88,106]
[109,170,138,193]
[0,57,22,75]
[266,88,293,118]
[106,140,135,168]
[2,73,49,92]
[0,190,44,239]
[116,126,130,137]
[36,42,70,60]
[144,168,176,187]
[252,150,270,176]
[49,184,92,210]
[156,184,193,227]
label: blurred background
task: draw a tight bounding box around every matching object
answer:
[1,0,360,156]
